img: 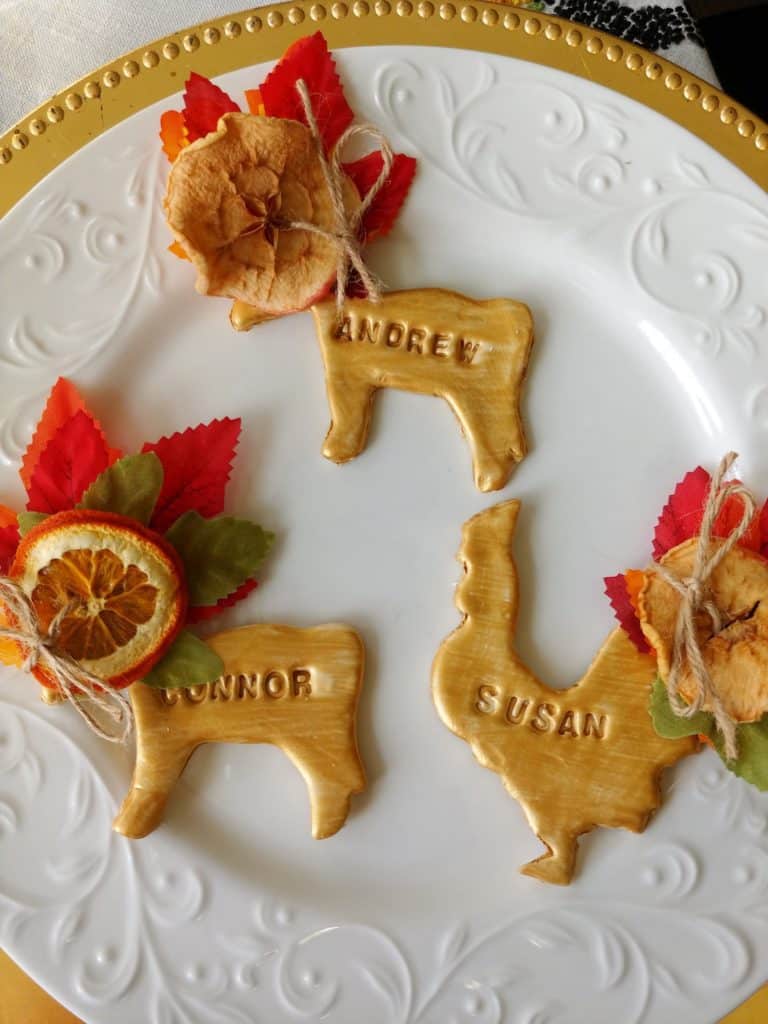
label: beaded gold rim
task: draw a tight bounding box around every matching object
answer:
[0,0,766,217]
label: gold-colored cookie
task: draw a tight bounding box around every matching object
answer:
[432,500,697,885]
[113,623,366,840]
[312,288,535,493]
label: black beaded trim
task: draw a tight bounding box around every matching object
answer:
[537,2,705,50]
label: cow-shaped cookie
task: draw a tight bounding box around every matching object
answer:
[234,288,535,492]
[110,623,365,840]
[312,289,535,493]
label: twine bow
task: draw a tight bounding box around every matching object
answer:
[0,577,133,743]
[652,452,756,761]
[280,78,395,323]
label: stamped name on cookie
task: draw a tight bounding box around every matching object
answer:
[333,313,483,365]
[160,668,313,705]
[475,687,609,739]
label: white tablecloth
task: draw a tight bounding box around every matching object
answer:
[0,0,716,133]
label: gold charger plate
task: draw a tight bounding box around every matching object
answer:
[1,0,767,216]
[0,2,767,1021]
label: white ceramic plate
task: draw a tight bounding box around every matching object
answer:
[1,39,768,1024]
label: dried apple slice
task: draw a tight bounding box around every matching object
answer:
[8,510,186,689]
[164,113,360,317]
[638,537,768,723]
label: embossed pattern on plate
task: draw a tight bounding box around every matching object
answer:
[1,46,768,1024]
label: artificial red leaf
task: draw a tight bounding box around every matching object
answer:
[0,524,19,574]
[26,410,116,513]
[21,378,86,491]
[187,578,258,623]
[653,465,762,559]
[182,73,240,143]
[343,152,417,239]
[142,418,242,533]
[652,467,710,560]
[259,32,353,152]
[712,488,761,551]
[605,573,650,654]
[20,378,119,495]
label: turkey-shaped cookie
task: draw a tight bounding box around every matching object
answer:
[433,500,695,885]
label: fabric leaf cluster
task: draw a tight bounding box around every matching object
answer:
[0,379,273,690]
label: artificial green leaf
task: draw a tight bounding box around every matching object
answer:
[78,452,164,524]
[17,511,49,536]
[713,716,768,791]
[165,510,274,606]
[142,630,224,689]
[649,677,715,740]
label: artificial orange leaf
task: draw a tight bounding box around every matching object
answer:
[0,505,17,530]
[182,72,240,143]
[142,418,241,533]
[26,411,118,514]
[343,152,417,239]
[160,109,189,162]
[168,240,189,261]
[259,32,353,152]
[244,88,265,115]
[624,569,646,616]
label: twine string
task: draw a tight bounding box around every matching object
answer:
[652,452,756,761]
[0,577,133,743]
[275,78,395,322]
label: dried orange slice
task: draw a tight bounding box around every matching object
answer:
[164,113,360,316]
[8,510,186,689]
[638,537,768,723]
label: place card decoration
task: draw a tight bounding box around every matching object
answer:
[432,500,696,885]
[159,33,536,491]
[312,289,535,492]
[606,453,768,792]
[0,378,366,839]
[115,623,365,840]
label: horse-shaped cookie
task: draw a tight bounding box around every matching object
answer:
[432,500,696,884]
[111,623,365,840]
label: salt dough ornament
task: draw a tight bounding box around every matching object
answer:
[160,40,536,492]
[311,289,535,493]
[0,380,366,843]
[113,623,366,840]
[236,288,536,492]
[432,500,696,885]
